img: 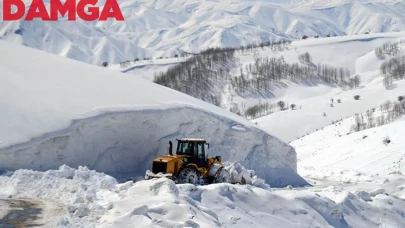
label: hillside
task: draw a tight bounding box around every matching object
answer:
[138,32,405,142]
[292,114,405,177]
[255,33,405,142]
[1,0,405,65]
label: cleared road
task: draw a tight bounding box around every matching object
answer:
[0,198,65,228]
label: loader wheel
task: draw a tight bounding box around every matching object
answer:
[214,168,231,184]
[178,167,200,185]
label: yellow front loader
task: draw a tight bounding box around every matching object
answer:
[145,138,231,185]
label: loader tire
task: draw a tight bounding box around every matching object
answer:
[214,168,231,184]
[178,167,200,185]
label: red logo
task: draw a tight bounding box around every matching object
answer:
[3,0,125,21]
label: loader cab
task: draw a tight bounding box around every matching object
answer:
[175,139,208,167]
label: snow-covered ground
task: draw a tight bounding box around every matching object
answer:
[1,108,404,227]
[95,176,405,228]
[108,57,185,81]
[252,32,405,142]
[293,116,405,177]
[288,105,405,226]
[1,163,404,228]
[1,0,405,65]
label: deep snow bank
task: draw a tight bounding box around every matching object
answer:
[0,165,117,227]
[101,177,405,228]
[0,107,303,187]
[1,166,405,228]
[0,41,306,187]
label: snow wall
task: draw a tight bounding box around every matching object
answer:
[0,107,308,187]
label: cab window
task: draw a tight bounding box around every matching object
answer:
[197,143,204,159]
[177,141,194,155]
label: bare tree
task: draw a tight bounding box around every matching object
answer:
[382,137,391,146]
[382,100,392,113]
[366,110,375,128]
[353,75,361,88]
[375,41,401,59]
[277,101,286,110]
[298,52,312,63]
[291,104,296,110]
[244,102,279,119]
[380,55,405,89]
[352,114,365,132]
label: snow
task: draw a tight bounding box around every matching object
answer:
[223,162,270,189]
[2,110,405,226]
[117,32,405,144]
[1,0,405,65]
[288,109,405,227]
[109,58,184,81]
[0,40,305,187]
[1,164,404,228]
[1,2,405,226]
[292,117,405,177]
[0,165,118,226]
[253,32,405,142]
[97,176,405,228]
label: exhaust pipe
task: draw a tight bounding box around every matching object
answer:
[168,141,173,155]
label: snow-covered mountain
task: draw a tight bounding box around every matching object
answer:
[1,0,405,65]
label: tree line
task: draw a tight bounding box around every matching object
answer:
[351,97,405,132]
[244,101,295,119]
[238,40,292,55]
[230,54,353,96]
[153,47,237,105]
[375,40,405,59]
[154,44,354,117]
[153,40,294,108]
[381,55,405,89]
[103,39,293,68]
